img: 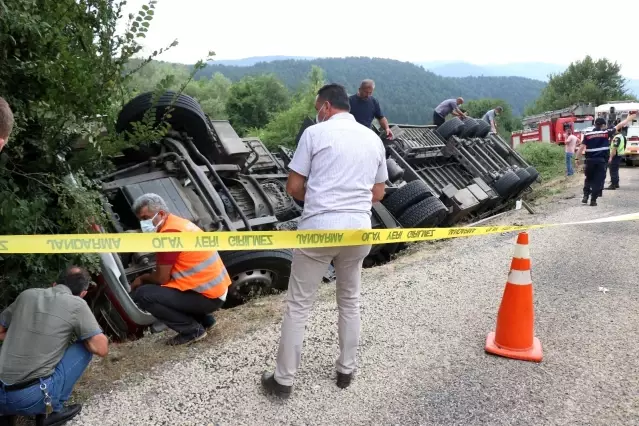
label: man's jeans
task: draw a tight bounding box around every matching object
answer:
[565,152,574,176]
[0,343,92,415]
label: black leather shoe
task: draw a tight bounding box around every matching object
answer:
[38,404,82,426]
[581,195,588,204]
[260,372,292,399]
[605,185,617,190]
[590,199,598,207]
[336,372,353,389]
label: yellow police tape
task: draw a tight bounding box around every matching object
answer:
[1,212,638,254]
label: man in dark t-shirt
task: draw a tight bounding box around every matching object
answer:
[348,79,393,139]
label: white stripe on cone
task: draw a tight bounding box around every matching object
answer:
[507,269,532,286]
[513,243,530,259]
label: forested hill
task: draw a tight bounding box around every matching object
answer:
[195,57,546,122]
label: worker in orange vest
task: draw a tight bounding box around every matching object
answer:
[129,193,231,346]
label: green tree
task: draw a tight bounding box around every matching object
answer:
[0,0,207,306]
[464,98,521,139]
[248,66,325,149]
[526,56,634,115]
[183,73,232,119]
[225,74,290,135]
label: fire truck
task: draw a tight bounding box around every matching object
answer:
[510,103,595,149]
[595,101,639,166]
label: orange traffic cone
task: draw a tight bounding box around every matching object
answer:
[485,231,543,362]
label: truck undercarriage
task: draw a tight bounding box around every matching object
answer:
[86,92,539,341]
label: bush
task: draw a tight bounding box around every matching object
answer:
[517,142,566,181]
[247,66,325,150]
[0,0,210,308]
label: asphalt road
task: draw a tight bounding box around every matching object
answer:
[71,168,639,426]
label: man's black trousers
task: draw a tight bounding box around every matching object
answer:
[133,285,224,335]
[583,159,607,200]
[432,111,445,127]
[609,155,622,186]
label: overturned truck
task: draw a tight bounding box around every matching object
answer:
[88,92,538,340]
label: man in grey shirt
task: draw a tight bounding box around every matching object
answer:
[0,266,108,425]
[482,106,503,134]
[433,97,466,128]
[261,83,388,398]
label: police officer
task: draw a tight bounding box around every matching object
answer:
[577,114,635,206]
[606,126,626,190]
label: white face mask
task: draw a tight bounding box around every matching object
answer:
[315,102,328,123]
[140,212,161,233]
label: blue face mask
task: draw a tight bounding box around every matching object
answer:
[140,212,160,233]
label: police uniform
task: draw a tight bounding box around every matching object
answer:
[581,120,616,206]
[607,132,626,190]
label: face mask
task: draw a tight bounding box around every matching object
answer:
[140,212,160,233]
[315,102,328,123]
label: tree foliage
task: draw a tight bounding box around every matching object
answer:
[225,74,290,135]
[463,98,521,139]
[526,56,635,115]
[124,59,232,119]
[247,66,325,149]
[0,0,209,306]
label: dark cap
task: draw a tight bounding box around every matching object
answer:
[595,117,606,126]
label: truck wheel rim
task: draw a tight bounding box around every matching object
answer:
[230,269,276,297]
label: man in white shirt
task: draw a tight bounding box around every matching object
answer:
[261,83,388,399]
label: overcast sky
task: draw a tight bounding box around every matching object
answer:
[119,0,639,78]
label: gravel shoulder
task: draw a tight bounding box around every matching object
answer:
[70,169,639,426]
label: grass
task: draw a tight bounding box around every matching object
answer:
[517,142,567,181]
[516,142,582,202]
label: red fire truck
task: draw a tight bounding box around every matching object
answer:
[510,103,595,149]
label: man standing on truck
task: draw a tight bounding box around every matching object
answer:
[482,106,503,134]
[348,79,393,139]
[606,127,626,190]
[0,96,14,153]
[0,266,109,425]
[577,114,635,206]
[261,83,387,399]
[432,97,466,128]
[129,193,231,346]
[564,126,579,176]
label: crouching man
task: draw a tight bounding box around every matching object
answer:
[130,193,231,346]
[0,266,109,425]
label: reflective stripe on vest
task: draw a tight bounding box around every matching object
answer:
[585,146,610,152]
[159,214,231,299]
[613,134,626,156]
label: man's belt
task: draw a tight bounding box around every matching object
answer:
[2,376,50,391]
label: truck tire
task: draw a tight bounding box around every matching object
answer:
[116,91,216,162]
[493,171,521,197]
[381,180,433,218]
[514,168,532,191]
[397,196,449,228]
[365,202,401,267]
[475,119,492,138]
[435,117,464,140]
[459,118,480,139]
[525,166,540,183]
[219,249,293,307]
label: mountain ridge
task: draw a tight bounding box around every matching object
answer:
[197,57,546,121]
[208,56,639,96]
